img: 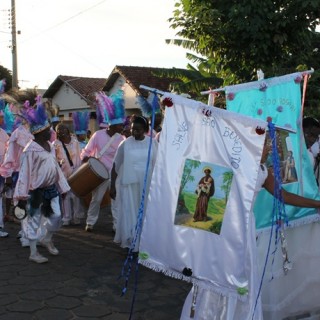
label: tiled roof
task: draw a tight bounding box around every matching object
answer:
[43,75,106,103]
[103,65,184,97]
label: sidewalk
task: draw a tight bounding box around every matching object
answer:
[0,209,191,320]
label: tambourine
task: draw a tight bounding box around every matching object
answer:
[13,206,27,220]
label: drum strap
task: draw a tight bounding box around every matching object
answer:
[97,133,120,159]
[61,141,74,167]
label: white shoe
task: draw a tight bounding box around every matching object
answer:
[85,224,93,232]
[40,240,59,255]
[0,230,9,238]
[62,221,70,226]
[29,253,48,264]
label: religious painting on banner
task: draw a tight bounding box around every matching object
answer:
[226,72,320,231]
[139,93,267,308]
[175,159,233,235]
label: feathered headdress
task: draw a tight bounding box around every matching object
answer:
[95,92,112,128]
[136,92,160,117]
[0,79,7,117]
[72,111,89,135]
[0,79,6,94]
[1,104,15,134]
[45,100,60,123]
[22,95,50,134]
[109,89,125,125]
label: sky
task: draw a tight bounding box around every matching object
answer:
[0,0,190,89]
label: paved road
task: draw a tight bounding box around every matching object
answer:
[0,209,191,320]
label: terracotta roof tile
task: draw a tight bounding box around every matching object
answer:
[103,65,184,97]
[43,75,106,103]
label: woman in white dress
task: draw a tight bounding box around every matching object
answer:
[181,141,320,320]
[110,116,158,252]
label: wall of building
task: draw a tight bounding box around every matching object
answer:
[52,83,91,120]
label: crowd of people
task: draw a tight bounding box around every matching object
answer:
[1,78,320,318]
[0,82,162,264]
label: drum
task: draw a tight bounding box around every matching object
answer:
[67,157,109,198]
[81,191,111,208]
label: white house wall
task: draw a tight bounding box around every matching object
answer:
[52,83,91,119]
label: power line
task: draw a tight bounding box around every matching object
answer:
[20,0,108,44]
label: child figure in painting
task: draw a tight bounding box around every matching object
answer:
[193,167,215,222]
[283,150,297,183]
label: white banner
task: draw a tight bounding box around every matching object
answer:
[139,93,267,307]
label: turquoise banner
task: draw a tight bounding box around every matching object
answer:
[226,73,320,230]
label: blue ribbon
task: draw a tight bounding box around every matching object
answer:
[119,91,158,319]
[252,121,288,319]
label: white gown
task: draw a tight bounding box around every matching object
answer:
[113,136,158,251]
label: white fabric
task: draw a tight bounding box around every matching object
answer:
[114,136,158,251]
[257,220,320,319]
[61,190,85,223]
[181,164,269,320]
[24,196,61,240]
[86,179,110,226]
[139,93,267,319]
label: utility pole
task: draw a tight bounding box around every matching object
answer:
[11,0,18,89]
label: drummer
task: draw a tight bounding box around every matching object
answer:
[53,123,84,226]
[80,91,125,232]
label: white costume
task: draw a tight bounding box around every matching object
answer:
[14,140,70,262]
[113,136,158,251]
[53,135,84,225]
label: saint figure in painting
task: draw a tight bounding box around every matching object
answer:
[193,167,215,222]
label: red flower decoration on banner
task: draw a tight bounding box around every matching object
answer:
[267,116,272,122]
[202,109,212,117]
[227,92,235,101]
[257,109,263,115]
[276,106,283,112]
[294,76,302,84]
[162,97,173,107]
[255,126,266,135]
[259,83,268,92]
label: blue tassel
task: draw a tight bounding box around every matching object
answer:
[252,121,288,319]
[119,91,157,319]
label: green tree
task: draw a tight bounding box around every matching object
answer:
[169,0,320,81]
[0,65,12,91]
[220,171,233,202]
[180,159,201,192]
[161,0,320,117]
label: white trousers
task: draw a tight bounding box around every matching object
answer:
[86,180,110,226]
[24,196,61,241]
[61,190,85,223]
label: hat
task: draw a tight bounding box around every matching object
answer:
[136,92,160,117]
[72,111,89,135]
[23,95,50,134]
[96,90,125,127]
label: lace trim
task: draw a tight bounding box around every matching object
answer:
[139,258,248,302]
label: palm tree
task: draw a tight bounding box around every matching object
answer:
[220,171,233,203]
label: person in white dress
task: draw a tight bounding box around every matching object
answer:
[110,116,158,252]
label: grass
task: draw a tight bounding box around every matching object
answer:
[175,192,227,234]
